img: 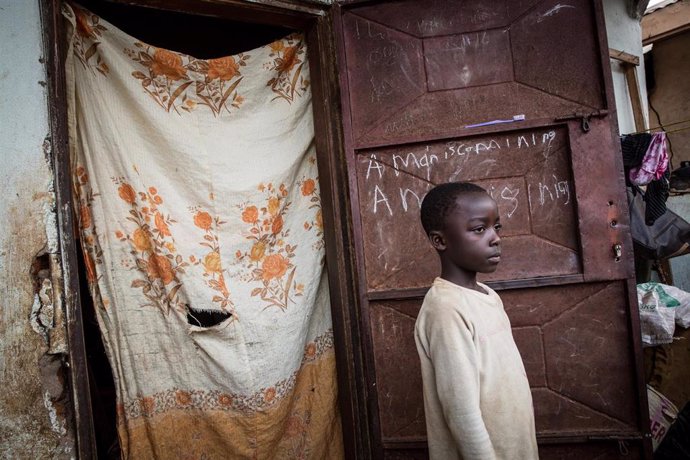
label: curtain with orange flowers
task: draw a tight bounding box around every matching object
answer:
[64,3,342,458]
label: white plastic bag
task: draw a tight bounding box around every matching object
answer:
[637,282,690,346]
[647,385,678,451]
[663,284,690,328]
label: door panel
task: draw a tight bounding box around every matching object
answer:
[570,117,631,281]
[355,124,583,291]
[335,0,648,457]
[340,0,607,148]
[369,282,640,446]
[538,442,644,459]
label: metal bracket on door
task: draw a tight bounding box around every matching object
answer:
[581,115,590,132]
[555,110,609,133]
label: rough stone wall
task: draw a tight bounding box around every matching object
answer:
[0,1,76,457]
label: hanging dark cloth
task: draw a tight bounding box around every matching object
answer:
[645,169,670,225]
[621,133,652,185]
[620,133,669,225]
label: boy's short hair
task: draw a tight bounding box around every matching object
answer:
[420,182,488,236]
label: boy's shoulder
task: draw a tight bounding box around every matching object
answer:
[418,279,500,324]
[420,279,473,318]
[423,277,496,304]
[416,281,478,346]
[421,281,463,310]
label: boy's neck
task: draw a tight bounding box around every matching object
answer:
[439,262,481,292]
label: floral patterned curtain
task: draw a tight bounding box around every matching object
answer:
[63,3,342,458]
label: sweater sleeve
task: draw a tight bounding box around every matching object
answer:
[424,308,497,460]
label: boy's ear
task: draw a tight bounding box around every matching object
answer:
[428,230,447,251]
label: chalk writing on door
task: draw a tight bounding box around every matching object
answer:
[361,128,571,220]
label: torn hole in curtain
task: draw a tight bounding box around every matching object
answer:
[186,305,233,328]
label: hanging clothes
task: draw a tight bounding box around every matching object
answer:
[629,132,669,186]
[63,3,342,458]
[621,132,652,182]
[645,169,671,226]
[621,132,671,226]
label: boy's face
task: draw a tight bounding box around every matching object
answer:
[432,193,502,274]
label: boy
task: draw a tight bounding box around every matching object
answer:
[415,182,538,460]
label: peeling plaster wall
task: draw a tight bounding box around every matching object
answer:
[0,1,75,457]
[604,0,650,134]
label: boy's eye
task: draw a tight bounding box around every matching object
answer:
[494,224,503,233]
[473,226,485,233]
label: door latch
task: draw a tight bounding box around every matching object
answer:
[555,110,607,133]
[581,115,590,133]
[613,243,622,261]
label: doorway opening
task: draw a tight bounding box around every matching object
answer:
[63,1,352,458]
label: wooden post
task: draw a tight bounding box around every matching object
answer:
[609,47,647,132]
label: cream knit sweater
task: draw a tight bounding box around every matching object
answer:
[414,277,539,460]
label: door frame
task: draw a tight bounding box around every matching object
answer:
[41,0,369,458]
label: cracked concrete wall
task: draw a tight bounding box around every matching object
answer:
[0,1,76,458]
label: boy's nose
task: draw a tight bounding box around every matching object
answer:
[490,231,501,245]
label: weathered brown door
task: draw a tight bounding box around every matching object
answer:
[333,0,651,458]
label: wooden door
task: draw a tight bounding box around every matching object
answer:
[333,0,651,458]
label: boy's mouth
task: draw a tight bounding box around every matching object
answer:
[487,253,501,263]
